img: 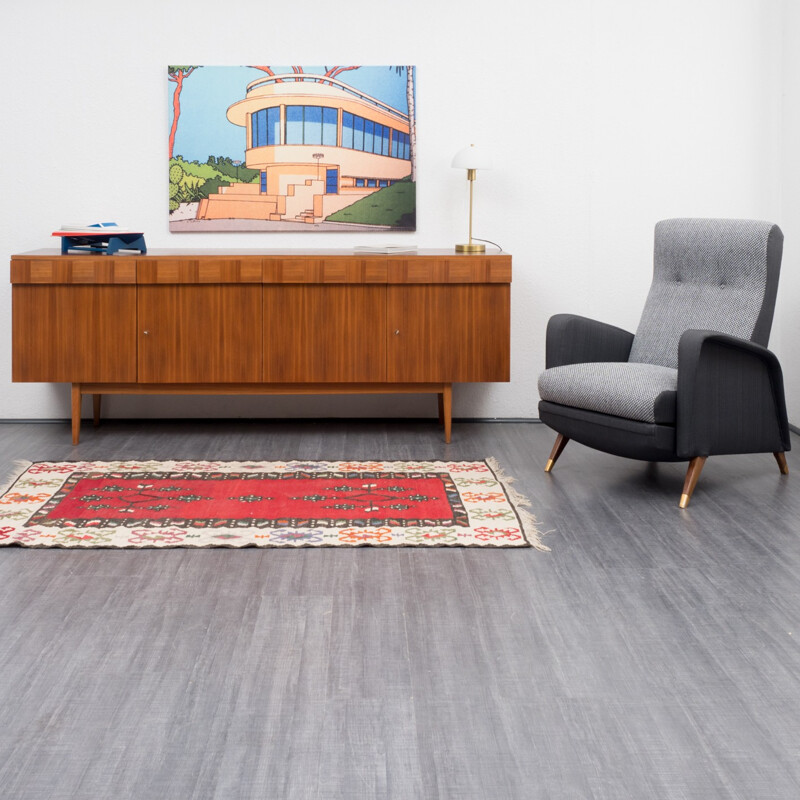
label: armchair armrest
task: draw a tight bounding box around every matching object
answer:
[676,330,790,458]
[545,314,635,368]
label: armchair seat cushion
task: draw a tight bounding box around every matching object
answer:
[538,362,678,424]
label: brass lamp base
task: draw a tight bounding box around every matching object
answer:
[455,243,486,253]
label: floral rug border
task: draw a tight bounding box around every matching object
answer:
[0,458,548,551]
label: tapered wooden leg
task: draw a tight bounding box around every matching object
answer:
[441,384,452,444]
[774,452,789,475]
[679,456,707,508]
[437,392,444,425]
[71,384,82,446]
[93,394,102,427]
[545,434,569,473]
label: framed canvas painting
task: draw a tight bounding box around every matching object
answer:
[168,65,416,232]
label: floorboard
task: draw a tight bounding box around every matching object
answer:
[0,419,798,799]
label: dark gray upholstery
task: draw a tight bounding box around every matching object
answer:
[539,401,679,461]
[538,218,789,468]
[544,314,635,369]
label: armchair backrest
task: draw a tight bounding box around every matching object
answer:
[628,218,783,369]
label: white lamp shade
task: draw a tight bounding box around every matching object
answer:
[451,144,493,170]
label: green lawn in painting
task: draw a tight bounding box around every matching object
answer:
[326,181,416,228]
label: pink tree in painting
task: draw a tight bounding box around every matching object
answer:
[251,65,360,85]
[168,66,198,159]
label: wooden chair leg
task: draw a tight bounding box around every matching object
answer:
[774,452,789,475]
[545,434,570,473]
[679,456,707,508]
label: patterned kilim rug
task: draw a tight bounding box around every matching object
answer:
[0,459,546,550]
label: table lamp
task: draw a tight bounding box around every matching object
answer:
[452,144,493,253]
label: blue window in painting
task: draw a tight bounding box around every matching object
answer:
[260,171,267,193]
[268,107,280,145]
[286,106,303,144]
[379,180,388,187]
[252,108,281,147]
[339,112,409,158]
[342,112,354,148]
[252,111,263,148]
[355,178,365,187]
[394,131,410,160]
[304,106,323,145]
[363,120,374,154]
[326,168,338,194]
[354,116,364,151]
[323,107,338,146]
[284,106,340,146]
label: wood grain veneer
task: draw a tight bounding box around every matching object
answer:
[12,285,137,382]
[263,285,386,382]
[386,256,511,284]
[262,258,388,284]
[137,258,262,284]
[10,258,136,284]
[386,284,511,382]
[137,285,262,383]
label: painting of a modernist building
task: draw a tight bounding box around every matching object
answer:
[168,66,416,232]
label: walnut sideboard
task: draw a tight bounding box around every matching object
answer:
[11,249,511,444]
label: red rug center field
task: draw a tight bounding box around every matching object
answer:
[32,472,467,528]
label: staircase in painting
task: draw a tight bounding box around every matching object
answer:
[197,177,372,224]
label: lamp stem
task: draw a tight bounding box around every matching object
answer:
[467,169,475,245]
[456,168,485,253]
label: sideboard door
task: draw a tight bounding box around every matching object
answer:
[138,285,263,383]
[262,285,387,382]
[12,285,137,383]
[386,285,511,383]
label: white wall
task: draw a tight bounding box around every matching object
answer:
[780,0,800,426]
[0,0,791,423]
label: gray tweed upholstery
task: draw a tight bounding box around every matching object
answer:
[537,362,678,424]
[628,218,777,368]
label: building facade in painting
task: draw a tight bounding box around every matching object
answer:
[196,73,412,224]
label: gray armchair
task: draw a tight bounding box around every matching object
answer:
[537,218,790,507]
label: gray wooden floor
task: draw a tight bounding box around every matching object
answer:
[0,418,798,800]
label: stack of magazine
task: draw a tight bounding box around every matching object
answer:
[353,245,418,254]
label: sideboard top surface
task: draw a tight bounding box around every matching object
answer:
[11,249,512,285]
[13,248,511,259]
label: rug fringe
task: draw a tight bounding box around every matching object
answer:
[486,456,550,551]
[0,460,34,495]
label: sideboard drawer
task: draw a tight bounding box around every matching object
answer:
[137,258,263,284]
[10,258,136,284]
[263,258,388,283]
[387,257,512,284]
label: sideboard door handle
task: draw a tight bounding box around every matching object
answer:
[394,330,400,335]
[143,330,149,336]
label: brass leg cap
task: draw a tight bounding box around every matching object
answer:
[679,493,690,509]
[544,459,555,473]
